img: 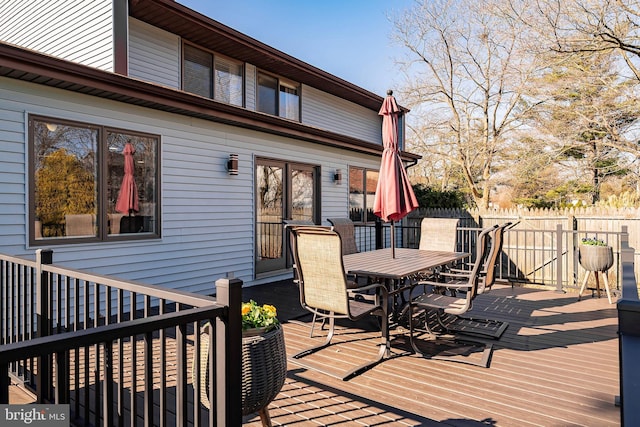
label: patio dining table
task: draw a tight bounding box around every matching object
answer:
[343,248,469,323]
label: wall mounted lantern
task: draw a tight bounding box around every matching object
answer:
[333,169,342,185]
[227,154,239,176]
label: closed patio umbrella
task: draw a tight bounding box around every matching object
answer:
[115,142,139,215]
[373,90,419,258]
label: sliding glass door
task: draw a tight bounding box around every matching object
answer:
[256,159,318,275]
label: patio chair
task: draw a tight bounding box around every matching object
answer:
[289,227,389,380]
[430,223,512,340]
[442,222,512,294]
[327,218,359,255]
[417,217,461,279]
[284,221,331,337]
[407,225,497,368]
[419,217,460,252]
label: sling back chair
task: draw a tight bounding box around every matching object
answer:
[284,221,332,337]
[416,217,461,280]
[430,223,512,340]
[286,221,375,337]
[290,227,389,380]
[407,225,497,368]
[419,217,460,252]
[327,217,359,255]
[442,222,512,295]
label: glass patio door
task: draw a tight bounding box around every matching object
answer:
[256,159,318,275]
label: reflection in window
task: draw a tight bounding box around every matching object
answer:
[106,132,158,236]
[257,71,300,121]
[257,73,278,116]
[256,165,283,260]
[183,44,243,107]
[291,169,314,221]
[214,57,243,106]
[31,116,159,243]
[279,82,299,120]
[349,167,379,223]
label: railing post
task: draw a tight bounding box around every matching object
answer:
[0,362,9,403]
[617,232,639,426]
[555,224,565,293]
[35,248,53,403]
[375,218,383,250]
[620,225,629,291]
[215,274,242,427]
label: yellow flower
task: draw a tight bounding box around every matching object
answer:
[263,304,277,316]
[241,300,280,332]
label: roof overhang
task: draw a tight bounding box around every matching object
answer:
[0,42,420,162]
[128,0,406,113]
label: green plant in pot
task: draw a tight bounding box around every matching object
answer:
[579,236,613,272]
[241,299,280,336]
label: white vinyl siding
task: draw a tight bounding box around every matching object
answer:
[129,18,181,89]
[245,64,257,111]
[0,77,380,293]
[302,85,382,145]
[0,0,114,71]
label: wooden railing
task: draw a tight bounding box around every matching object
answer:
[0,249,242,426]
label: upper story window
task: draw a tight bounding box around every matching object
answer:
[29,116,160,244]
[183,44,243,107]
[257,71,300,121]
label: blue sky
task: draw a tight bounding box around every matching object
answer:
[180,0,414,97]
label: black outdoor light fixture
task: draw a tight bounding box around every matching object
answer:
[227,154,239,175]
[333,169,342,184]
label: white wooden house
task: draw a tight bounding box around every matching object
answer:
[0,0,419,292]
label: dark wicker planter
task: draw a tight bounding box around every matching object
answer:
[241,325,287,416]
[579,245,614,272]
[194,324,287,417]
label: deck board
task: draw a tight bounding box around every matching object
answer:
[243,284,620,426]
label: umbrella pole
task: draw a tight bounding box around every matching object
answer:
[391,220,396,258]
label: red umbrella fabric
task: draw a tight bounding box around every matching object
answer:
[115,142,139,215]
[373,92,418,221]
[373,91,419,256]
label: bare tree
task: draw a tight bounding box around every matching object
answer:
[394,0,541,208]
[520,0,640,80]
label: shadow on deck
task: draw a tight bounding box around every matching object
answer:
[243,282,620,426]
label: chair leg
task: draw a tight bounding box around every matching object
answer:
[293,316,336,359]
[409,305,493,368]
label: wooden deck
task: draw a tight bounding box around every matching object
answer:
[243,284,620,426]
[8,283,619,426]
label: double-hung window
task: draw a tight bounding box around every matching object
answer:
[183,44,243,106]
[257,71,300,121]
[29,116,160,244]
